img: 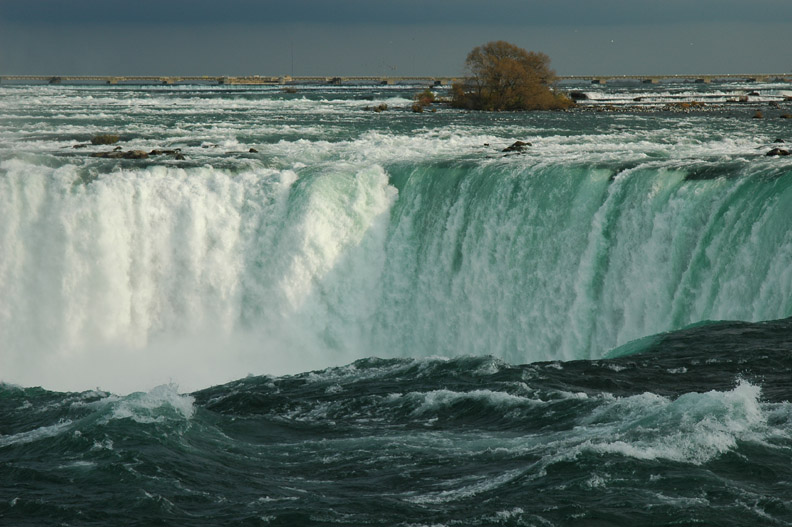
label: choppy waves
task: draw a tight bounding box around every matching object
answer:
[3,321,792,525]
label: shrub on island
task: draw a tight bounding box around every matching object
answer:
[451,41,573,111]
[412,88,436,112]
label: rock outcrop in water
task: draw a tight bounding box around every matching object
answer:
[503,141,532,153]
[766,148,790,157]
[90,150,149,159]
[88,148,190,160]
[91,134,120,145]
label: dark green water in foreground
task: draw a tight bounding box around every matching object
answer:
[3,321,792,526]
[1,82,792,525]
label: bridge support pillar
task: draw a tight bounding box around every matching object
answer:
[591,78,605,85]
[695,78,711,84]
[642,78,659,84]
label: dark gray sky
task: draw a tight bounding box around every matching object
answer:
[1,0,791,76]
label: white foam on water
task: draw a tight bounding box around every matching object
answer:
[1,142,790,392]
[492,508,525,520]
[406,468,524,504]
[384,382,791,482]
[576,380,776,464]
[0,157,400,393]
[2,84,792,393]
[574,81,792,106]
[0,420,73,448]
[57,460,97,470]
[406,389,539,417]
[89,384,195,424]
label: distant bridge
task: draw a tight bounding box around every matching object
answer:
[0,74,790,86]
[0,75,458,86]
[560,74,792,84]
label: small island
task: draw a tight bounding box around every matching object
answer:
[450,41,573,111]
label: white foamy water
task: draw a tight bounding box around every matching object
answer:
[1,83,791,393]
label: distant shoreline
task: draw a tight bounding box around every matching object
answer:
[1,73,792,87]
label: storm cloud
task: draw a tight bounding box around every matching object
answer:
[3,0,792,26]
[1,0,790,75]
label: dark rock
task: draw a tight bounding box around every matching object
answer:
[748,91,760,96]
[766,148,790,157]
[175,154,186,160]
[249,148,259,153]
[781,114,792,119]
[90,151,124,159]
[569,91,588,101]
[774,139,786,143]
[91,134,120,145]
[753,110,763,119]
[149,149,179,156]
[90,150,149,159]
[72,143,90,149]
[502,141,532,153]
[372,103,388,113]
[113,146,122,151]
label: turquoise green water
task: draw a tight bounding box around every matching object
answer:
[1,84,791,391]
[1,83,792,525]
